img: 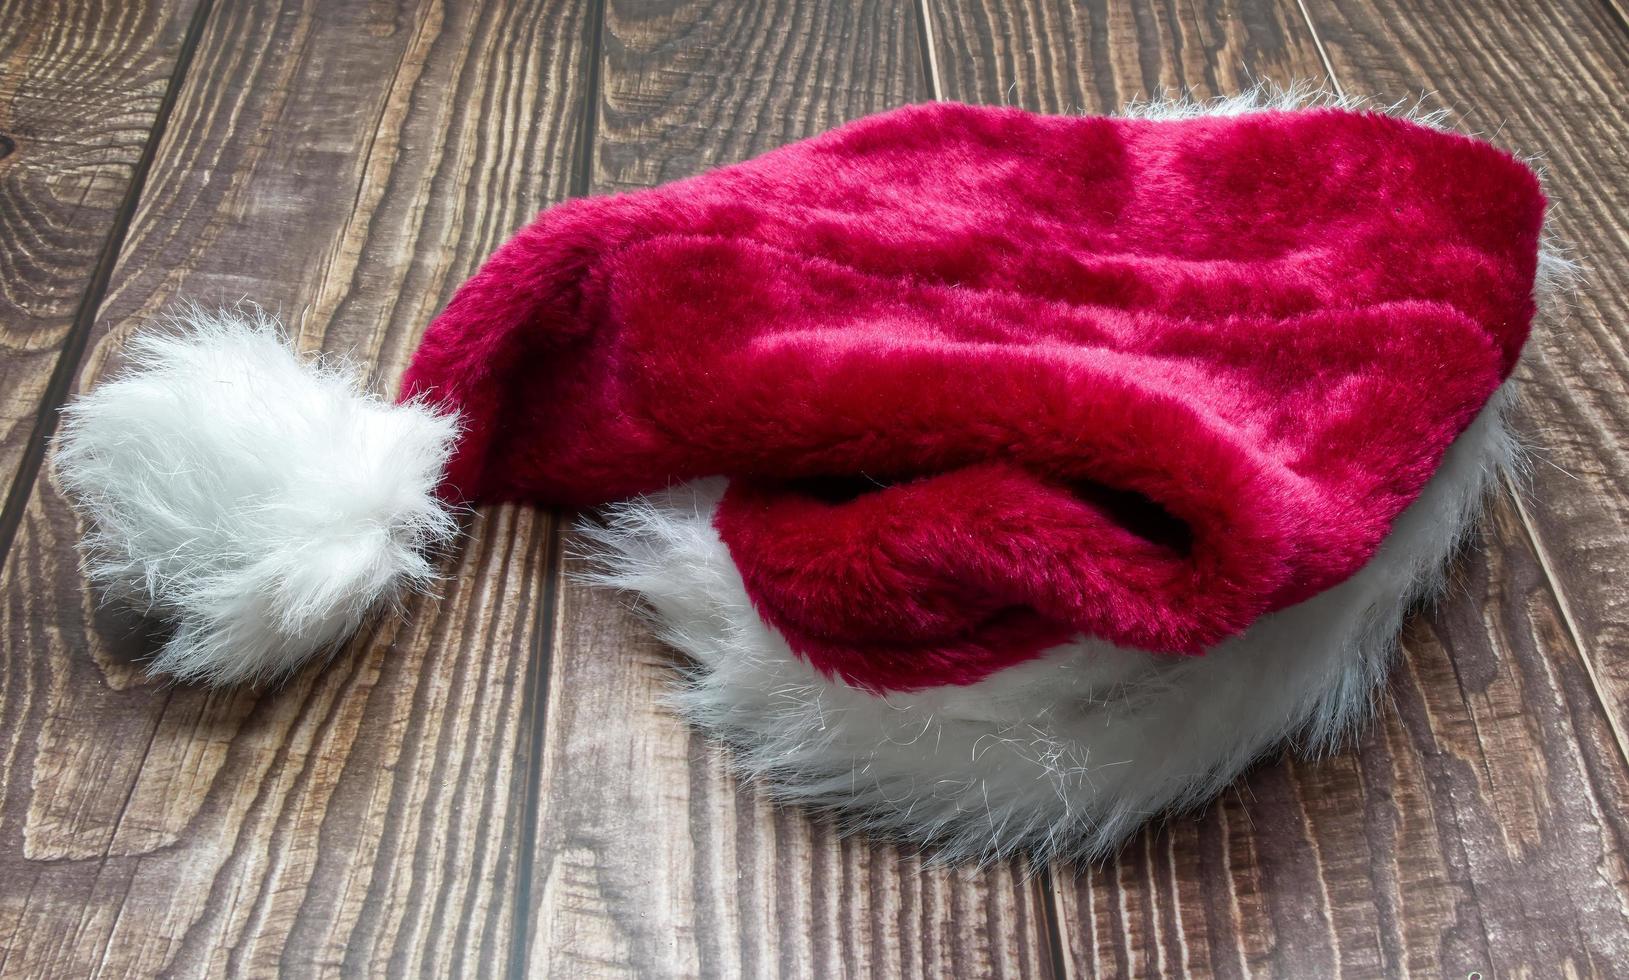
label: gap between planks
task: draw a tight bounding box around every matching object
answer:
[509,528,563,980]
[22,1,1610,973]
[912,4,1065,977]
[1290,0,1344,98]
[1509,478,1629,770]
[0,0,216,574]
[1281,0,1629,783]
[1604,0,1629,36]
[506,0,590,975]
[913,0,944,101]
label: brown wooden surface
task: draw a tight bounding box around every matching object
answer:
[0,0,203,536]
[1,0,1626,977]
[925,1,1629,976]
[521,2,1051,977]
[0,0,581,974]
[1299,0,1629,802]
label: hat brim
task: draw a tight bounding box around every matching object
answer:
[577,386,1515,864]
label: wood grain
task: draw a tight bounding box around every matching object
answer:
[927,0,1328,112]
[0,0,201,523]
[4,0,1627,975]
[925,0,1629,975]
[1297,0,1629,800]
[0,0,587,975]
[518,1,1057,976]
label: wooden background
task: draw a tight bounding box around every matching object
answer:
[2,0,1627,976]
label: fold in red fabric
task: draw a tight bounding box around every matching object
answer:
[400,102,1545,691]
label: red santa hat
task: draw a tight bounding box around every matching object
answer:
[53,88,1562,863]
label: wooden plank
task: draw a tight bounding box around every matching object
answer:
[0,0,201,529]
[1298,0,1629,793]
[518,1,1057,976]
[927,0,1329,116]
[924,0,1629,975]
[0,0,588,975]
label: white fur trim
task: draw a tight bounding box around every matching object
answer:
[54,305,460,685]
[578,392,1516,865]
[1118,79,1454,125]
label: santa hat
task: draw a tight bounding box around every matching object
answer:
[53,89,1561,863]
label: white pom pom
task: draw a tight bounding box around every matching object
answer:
[53,305,462,685]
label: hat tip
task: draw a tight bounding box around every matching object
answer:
[54,304,462,686]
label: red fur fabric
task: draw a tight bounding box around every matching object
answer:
[401,102,1544,691]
